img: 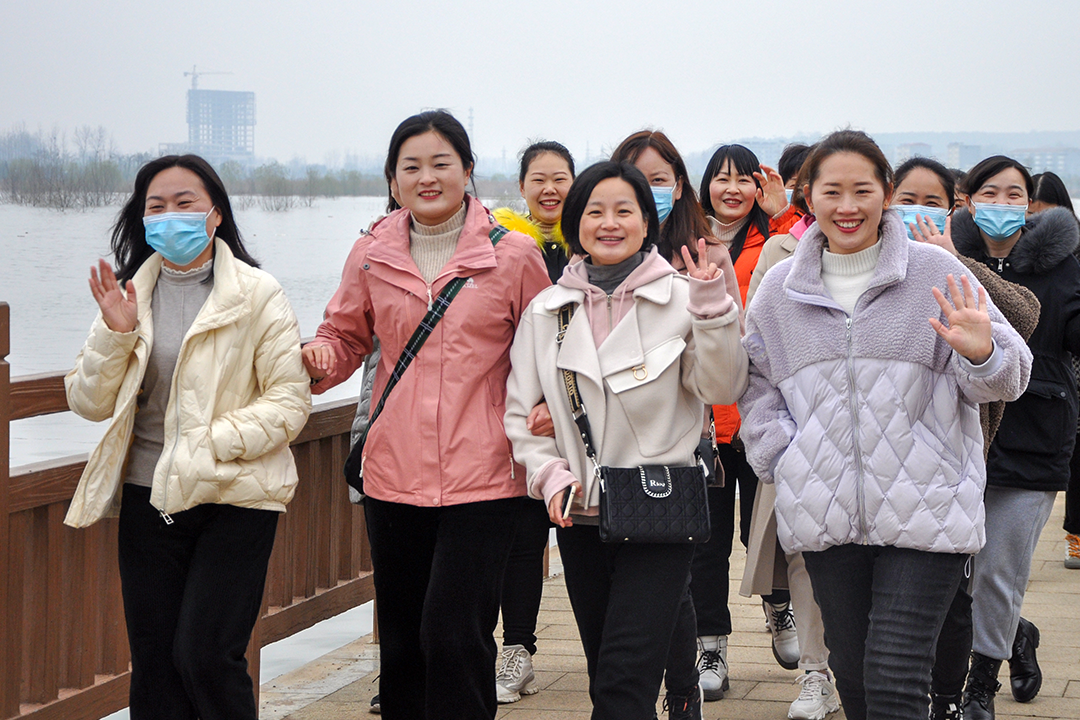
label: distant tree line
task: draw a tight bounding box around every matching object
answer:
[0,125,525,211]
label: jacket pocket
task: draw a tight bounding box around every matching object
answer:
[608,337,696,457]
[995,379,1073,455]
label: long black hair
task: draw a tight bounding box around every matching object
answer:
[610,130,712,262]
[699,144,771,241]
[561,161,659,258]
[383,110,476,214]
[111,155,256,284]
[1032,171,1075,213]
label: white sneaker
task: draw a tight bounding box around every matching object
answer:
[496,644,539,704]
[764,600,801,670]
[788,671,840,720]
[696,635,729,701]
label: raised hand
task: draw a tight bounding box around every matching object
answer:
[88,259,137,333]
[302,343,336,381]
[929,274,993,364]
[753,163,788,217]
[680,238,721,281]
[912,214,959,257]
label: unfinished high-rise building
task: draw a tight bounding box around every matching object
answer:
[186,89,256,160]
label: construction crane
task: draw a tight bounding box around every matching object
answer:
[184,65,232,90]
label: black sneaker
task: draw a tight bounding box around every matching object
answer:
[369,693,380,714]
[1009,617,1041,703]
[663,685,703,720]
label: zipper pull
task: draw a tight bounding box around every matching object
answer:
[426,284,434,311]
[160,510,174,525]
[997,257,1005,272]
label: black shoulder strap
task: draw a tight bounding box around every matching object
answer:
[361,223,509,441]
[555,303,602,483]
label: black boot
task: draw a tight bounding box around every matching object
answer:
[929,692,963,720]
[963,652,1002,720]
[1009,616,1042,702]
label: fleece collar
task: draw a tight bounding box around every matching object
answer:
[952,207,1080,275]
[783,210,909,305]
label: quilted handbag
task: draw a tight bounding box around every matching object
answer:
[598,463,711,544]
[555,304,711,544]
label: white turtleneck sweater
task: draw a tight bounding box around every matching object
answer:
[820,241,882,315]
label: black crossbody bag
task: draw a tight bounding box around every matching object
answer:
[343,223,509,496]
[555,303,711,543]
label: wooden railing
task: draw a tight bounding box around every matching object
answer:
[0,302,375,720]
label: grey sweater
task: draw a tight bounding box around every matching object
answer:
[124,261,214,487]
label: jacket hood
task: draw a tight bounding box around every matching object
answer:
[952,207,1080,275]
[558,246,675,297]
[492,207,568,252]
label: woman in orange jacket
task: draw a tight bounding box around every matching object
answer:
[691,143,802,699]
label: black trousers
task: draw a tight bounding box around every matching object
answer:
[1067,431,1080,534]
[931,567,974,698]
[364,496,522,720]
[804,545,966,720]
[500,498,551,654]
[557,524,696,720]
[690,444,786,637]
[117,485,279,720]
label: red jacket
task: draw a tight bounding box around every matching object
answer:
[714,206,800,443]
[310,197,551,506]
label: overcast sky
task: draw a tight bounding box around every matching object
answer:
[4,0,1079,166]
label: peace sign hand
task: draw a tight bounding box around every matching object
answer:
[88,258,137,333]
[753,163,788,217]
[681,238,721,281]
[929,273,993,365]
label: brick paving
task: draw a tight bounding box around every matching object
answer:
[262,494,1080,719]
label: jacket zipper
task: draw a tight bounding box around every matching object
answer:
[426,283,434,311]
[606,295,613,332]
[845,315,868,543]
[159,334,194,526]
[996,257,1005,273]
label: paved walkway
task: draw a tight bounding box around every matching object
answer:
[260,495,1080,719]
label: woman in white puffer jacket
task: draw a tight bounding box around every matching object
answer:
[65,155,311,720]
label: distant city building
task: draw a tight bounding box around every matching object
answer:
[947,143,983,171]
[1014,147,1080,177]
[186,89,256,160]
[895,143,933,164]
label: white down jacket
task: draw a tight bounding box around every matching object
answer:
[738,212,1031,555]
[64,238,312,528]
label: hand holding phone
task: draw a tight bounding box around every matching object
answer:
[561,485,577,519]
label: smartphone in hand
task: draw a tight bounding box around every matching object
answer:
[561,486,577,519]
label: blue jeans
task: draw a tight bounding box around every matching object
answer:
[803,545,967,720]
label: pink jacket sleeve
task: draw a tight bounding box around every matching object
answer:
[309,238,376,393]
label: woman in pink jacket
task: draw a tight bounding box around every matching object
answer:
[302,111,550,720]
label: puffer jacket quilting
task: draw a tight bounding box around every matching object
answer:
[739,211,1032,555]
[65,238,312,527]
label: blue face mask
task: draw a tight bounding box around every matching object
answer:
[143,208,216,266]
[785,188,794,204]
[973,202,1028,242]
[893,204,949,240]
[651,185,676,224]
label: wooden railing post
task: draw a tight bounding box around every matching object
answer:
[1,303,16,719]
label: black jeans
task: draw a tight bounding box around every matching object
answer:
[364,496,522,720]
[557,524,696,720]
[690,445,786,637]
[804,544,967,720]
[501,498,551,654]
[117,485,279,720]
[931,566,974,698]
[1067,430,1080,534]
